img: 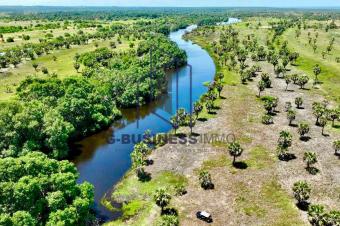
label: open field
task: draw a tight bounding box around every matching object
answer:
[0,22,139,101]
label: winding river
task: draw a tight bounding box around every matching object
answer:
[72,19,238,221]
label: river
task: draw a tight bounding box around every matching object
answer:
[72,19,238,221]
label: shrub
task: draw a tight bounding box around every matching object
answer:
[292,181,311,205]
[158,215,179,226]
[295,97,303,108]
[41,67,49,74]
[287,109,296,125]
[298,122,310,138]
[262,114,273,125]
[199,170,214,189]
[174,185,187,196]
[6,37,14,42]
[333,140,340,155]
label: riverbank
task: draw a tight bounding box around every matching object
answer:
[104,19,339,225]
[73,25,216,220]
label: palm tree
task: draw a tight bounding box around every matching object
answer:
[303,151,317,171]
[313,64,321,83]
[287,110,296,126]
[73,62,80,73]
[284,74,291,91]
[257,80,266,97]
[216,82,223,97]
[295,97,303,109]
[312,102,325,125]
[170,117,179,135]
[319,116,327,135]
[308,205,325,226]
[199,170,213,189]
[278,131,293,149]
[193,101,203,119]
[154,188,171,212]
[292,181,311,206]
[205,100,214,114]
[228,141,243,165]
[333,140,340,155]
[32,62,39,71]
[327,108,339,127]
[298,122,310,139]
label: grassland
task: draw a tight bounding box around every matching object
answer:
[0,23,138,101]
[282,24,340,102]
[104,171,187,226]
[104,18,339,225]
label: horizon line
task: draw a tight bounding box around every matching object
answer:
[0,5,340,9]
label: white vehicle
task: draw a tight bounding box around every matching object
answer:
[196,211,213,223]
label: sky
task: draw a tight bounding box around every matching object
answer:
[0,0,339,8]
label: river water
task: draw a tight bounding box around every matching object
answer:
[72,20,238,221]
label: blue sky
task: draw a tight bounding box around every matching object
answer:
[0,0,339,7]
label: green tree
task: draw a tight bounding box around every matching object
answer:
[313,64,321,83]
[193,101,203,119]
[216,82,223,97]
[297,75,309,89]
[284,74,291,91]
[312,102,325,125]
[32,62,38,71]
[327,108,339,127]
[298,122,310,139]
[41,67,49,75]
[11,211,36,226]
[308,204,326,226]
[199,170,214,189]
[292,181,311,206]
[333,140,340,155]
[278,131,293,149]
[154,188,171,212]
[228,141,243,165]
[205,100,214,114]
[287,109,296,126]
[295,97,303,109]
[318,116,327,135]
[73,62,80,73]
[257,80,266,97]
[0,152,94,225]
[304,151,317,171]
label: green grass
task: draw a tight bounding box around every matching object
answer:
[0,38,137,101]
[246,146,275,170]
[107,171,187,225]
[198,154,229,171]
[261,180,305,226]
[112,171,187,200]
[283,27,340,102]
[121,200,148,220]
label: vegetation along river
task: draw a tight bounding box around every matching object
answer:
[72,19,239,220]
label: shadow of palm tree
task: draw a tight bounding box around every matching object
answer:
[306,166,319,175]
[233,161,248,169]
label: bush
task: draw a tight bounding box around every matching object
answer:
[199,171,214,189]
[175,185,187,196]
[262,114,273,124]
[158,215,179,226]
[6,37,14,42]
[41,67,49,74]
